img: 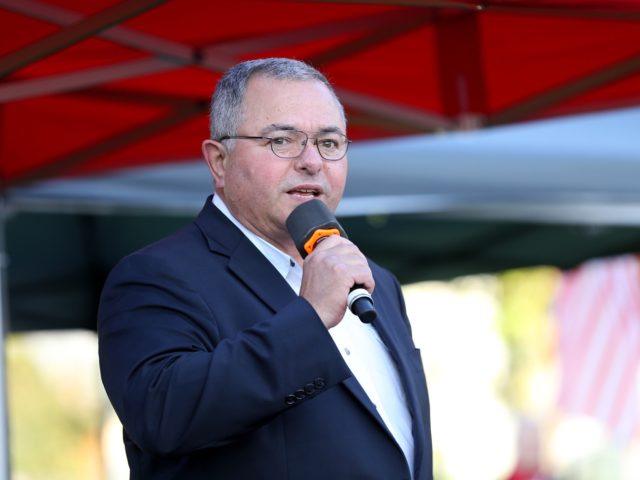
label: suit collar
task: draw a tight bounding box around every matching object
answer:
[194,195,243,255]
[213,194,295,281]
[195,195,296,313]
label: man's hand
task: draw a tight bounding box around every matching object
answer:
[299,235,375,328]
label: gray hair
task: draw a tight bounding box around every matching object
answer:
[209,58,346,143]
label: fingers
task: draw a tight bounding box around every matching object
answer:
[299,235,374,329]
[311,236,374,291]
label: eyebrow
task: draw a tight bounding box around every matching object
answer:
[259,124,295,134]
[259,124,345,135]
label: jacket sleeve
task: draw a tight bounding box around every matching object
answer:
[98,251,352,455]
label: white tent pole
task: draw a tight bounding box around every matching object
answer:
[0,199,11,479]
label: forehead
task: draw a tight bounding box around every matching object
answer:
[240,75,345,131]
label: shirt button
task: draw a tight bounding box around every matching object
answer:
[344,347,351,356]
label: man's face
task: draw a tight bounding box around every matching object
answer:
[211,75,348,249]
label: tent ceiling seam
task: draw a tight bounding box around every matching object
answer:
[0,0,168,78]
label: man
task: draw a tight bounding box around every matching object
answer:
[98,57,432,479]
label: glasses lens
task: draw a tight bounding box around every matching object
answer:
[316,132,348,160]
[269,131,306,158]
[268,130,349,160]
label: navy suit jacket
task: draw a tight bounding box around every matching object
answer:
[98,196,432,479]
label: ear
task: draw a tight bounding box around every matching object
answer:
[202,139,228,189]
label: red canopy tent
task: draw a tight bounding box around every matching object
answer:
[0,2,640,475]
[2,0,640,188]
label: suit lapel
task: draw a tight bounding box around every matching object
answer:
[335,305,422,462]
[342,376,387,425]
[195,196,296,313]
[338,305,427,477]
[373,300,428,478]
[227,240,296,313]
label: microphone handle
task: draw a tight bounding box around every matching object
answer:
[348,286,377,323]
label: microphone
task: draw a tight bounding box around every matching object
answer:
[286,199,377,324]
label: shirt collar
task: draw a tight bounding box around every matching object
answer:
[212,195,296,280]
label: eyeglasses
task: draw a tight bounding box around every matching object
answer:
[218,129,351,161]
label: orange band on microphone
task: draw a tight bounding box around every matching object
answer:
[303,228,341,255]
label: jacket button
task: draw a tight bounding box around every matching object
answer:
[304,383,315,394]
[314,377,326,389]
[294,389,306,400]
[285,395,297,405]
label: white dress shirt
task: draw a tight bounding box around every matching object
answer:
[213,195,414,476]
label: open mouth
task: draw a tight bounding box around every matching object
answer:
[287,187,321,198]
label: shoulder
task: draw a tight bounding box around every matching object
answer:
[110,196,239,275]
[112,221,203,272]
[100,222,202,298]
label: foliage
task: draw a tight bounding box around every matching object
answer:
[6,334,103,480]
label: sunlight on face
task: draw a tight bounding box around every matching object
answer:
[219,75,347,251]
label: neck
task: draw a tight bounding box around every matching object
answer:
[213,194,303,264]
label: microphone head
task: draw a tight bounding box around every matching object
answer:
[286,199,347,258]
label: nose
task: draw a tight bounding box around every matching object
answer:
[293,139,323,174]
